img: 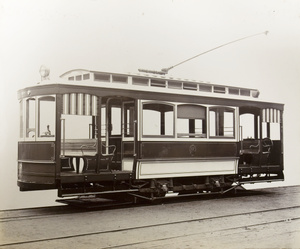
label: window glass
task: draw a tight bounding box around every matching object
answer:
[26,98,36,138]
[101,106,106,137]
[19,100,23,138]
[164,111,174,135]
[224,111,234,136]
[111,107,121,135]
[240,113,255,139]
[261,122,267,138]
[143,103,174,136]
[143,109,161,135]
[177,105,206,138]
[270,123,280,140]
[38,96,55,137]
[209,107,235,138]
[124,102,134,137]
[261,108,281,140]
[262,122,281,140]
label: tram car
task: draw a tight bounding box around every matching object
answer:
[17,68,284,200]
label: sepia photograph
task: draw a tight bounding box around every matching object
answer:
[1,0,300,248]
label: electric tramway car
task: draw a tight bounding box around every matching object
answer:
[17,68,284,200]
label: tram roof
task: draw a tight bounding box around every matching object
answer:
[59,69,260,98]
[18,69,284,109]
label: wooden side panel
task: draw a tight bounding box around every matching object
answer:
[18,142,57,190]
[18,142,55,161]
[123,142,134,157]
[18,162,57,190]
[140,142,238,159]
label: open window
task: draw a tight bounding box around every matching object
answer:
[111,106,121,136]
[239,107,282,166]
[26,98,36,138]
[101,106,106,138]
[261,108,281,140]
[61,93,99,158]
[19,100,24,138]
[177,104,207,138]
[239,107,260,140]
[142,102,174,137]
[209,107,235,138]
[38,96,55,137]
[24,96,56,140]
[240,113,257,140]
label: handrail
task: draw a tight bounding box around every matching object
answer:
[80,143,97,156]
[249,143,259,149]
[101,143,116,156]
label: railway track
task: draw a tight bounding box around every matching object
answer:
[0,188,267,222]
[1,186,300,248]
[0,200,133,223]
[1,206,300,248]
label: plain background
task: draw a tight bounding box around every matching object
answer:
[0,0,299,210]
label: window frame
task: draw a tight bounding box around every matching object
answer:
[177,104,207,138]
[141,101,175,138]
[19,99,24,140]
[38,96,56,139]
[25,97,36,140]
[209,106,236,139]
[123,101,135,139]
[23,95,56,141]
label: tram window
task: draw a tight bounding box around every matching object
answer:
[75,75,82,81]
[262,122,280,140]
[183,82,197,91]
[124,103,134,137]
[177,105,206,138]
[240,89,251,96]
[101,107,106,137]
[111,107,121,135]
[26,98,36,138]
[100,106,121,137]
[94,73,110,82]
[214,86,226,94]
[38,96,55,137]
[19,100,24,138]
[209,107,235,138]
[151,79,166,87]
[270,123,280,140]
[240,114,255,139]
[262,122,267,138]
[168,81,182,89]
[199,85,212,92]
[142,103,174,136]
[229,88,239,95]
[83,73,90,80]
[132,77,149,86]
[112,75,128,84]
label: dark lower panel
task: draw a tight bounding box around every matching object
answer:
[140,141,238,159]
[239,172,284,183]
[18,142,55,161]
[123,141,134,157]
[18,162,57,191]
[18,181,57,191]
[238,164,284,183]
[238,164,283,174]
[60,171,133,184]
